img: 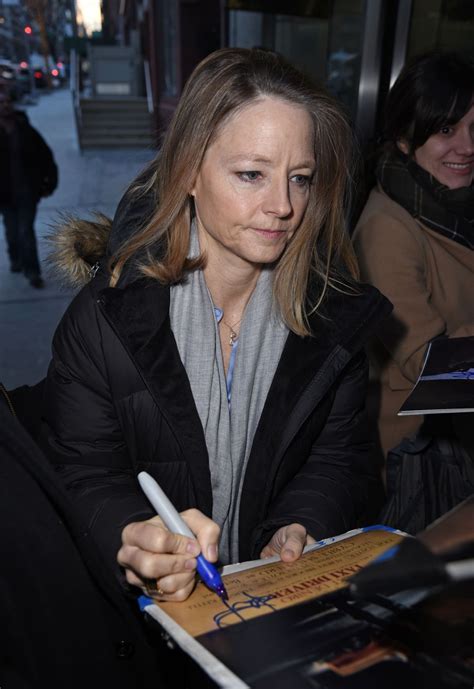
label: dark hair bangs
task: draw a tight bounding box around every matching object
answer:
[412,75,473,150]
[384,51,474,154]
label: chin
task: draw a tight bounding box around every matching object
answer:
[437,170,473,190]
[445,179,473,190]
[241,243,285,265]
[241,252,282,269]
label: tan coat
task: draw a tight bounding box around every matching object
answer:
[353,186,474,458]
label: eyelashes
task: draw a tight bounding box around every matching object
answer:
[291,174,312,186]
[236,171,312,186]
[237,171,262,182]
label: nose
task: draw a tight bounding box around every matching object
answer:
[455,125,474,156]
[263,178,292,218]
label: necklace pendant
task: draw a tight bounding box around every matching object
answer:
[229,329,237,346]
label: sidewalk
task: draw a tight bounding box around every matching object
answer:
[0,89,155,389]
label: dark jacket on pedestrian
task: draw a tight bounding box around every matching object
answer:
[0,399,165,689]
[0,110,57,206]
[40,190,391,580]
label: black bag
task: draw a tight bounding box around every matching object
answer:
[379,419,474,534]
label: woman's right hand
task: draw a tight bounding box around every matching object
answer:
[117,509,220,602]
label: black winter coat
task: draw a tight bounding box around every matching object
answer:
[0,111,57,206]
[40,240,391,577]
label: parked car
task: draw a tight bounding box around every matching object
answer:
[0,61,19,99]
[33,66,47,89]
[16,63,33,97]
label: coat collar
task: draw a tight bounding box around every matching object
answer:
[251,281,392,458]
[239,283,391,533]
[98,278,213,514]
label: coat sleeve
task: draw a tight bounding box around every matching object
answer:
[40,283,154,584]
[250,350,383,556]
[353,212,474,384]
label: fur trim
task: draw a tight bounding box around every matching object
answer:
[46,212,112,288]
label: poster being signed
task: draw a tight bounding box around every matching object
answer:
[156,527,403,637]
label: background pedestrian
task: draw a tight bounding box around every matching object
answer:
[0,87,58,288]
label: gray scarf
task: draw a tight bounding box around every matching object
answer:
[169,227,288,563]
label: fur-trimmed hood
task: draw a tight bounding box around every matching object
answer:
[46,213,112,289]
[47,166,156,289]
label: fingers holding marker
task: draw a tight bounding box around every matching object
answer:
[142,571,197,602]
[121,516,200,556]
[180,508,221,562]
[134,473,227,599]
[145,570,197,602]
[118,517,200,597]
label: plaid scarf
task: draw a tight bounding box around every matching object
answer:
[377,150,474,250]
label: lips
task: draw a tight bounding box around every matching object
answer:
[252,227,286,232]
[252,228,287,239]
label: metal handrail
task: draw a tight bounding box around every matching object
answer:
[143,59,154,114]
[69,49,82,151]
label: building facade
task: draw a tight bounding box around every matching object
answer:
[99,0,474,149]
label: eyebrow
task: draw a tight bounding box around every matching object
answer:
[225,154,315,168]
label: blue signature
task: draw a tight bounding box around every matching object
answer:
[214,591,276,628]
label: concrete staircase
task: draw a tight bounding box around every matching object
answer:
[78,98,155,149]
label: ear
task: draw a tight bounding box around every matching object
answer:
[189,167,202,199]
[397,139,409,155]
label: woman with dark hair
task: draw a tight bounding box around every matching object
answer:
[41,48,389,602]
[353,51,474,462]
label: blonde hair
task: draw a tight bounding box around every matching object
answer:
[110,48,359,336]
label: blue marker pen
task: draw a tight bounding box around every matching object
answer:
[137,471,228,601]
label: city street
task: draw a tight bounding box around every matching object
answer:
[0,88,155,389]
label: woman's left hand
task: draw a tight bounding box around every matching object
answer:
[260,523,315,562]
